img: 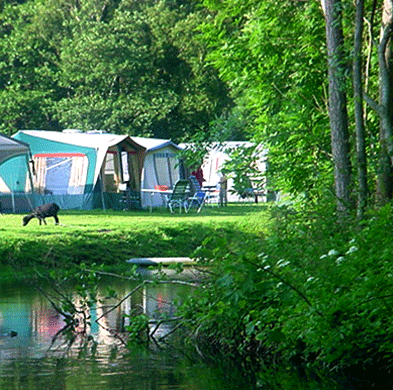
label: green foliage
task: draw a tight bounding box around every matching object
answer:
[0,0,65,133]
[201,0,332,199]
[179,202,393,382]
[124,312,150,345]
[221,144,265,197]
[0,0,232,139]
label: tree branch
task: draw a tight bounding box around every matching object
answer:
[363,92,381,114]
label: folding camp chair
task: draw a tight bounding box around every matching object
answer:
[186,189,206,212]
[186,176,206,213]
[166,180,190,213]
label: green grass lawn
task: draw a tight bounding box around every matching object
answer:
[0,204,269,275]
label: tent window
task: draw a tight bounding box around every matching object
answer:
[121,151,129,182]
[103,152,120,192]
[104,153,115,174]
[153,153,180,188]
[32,153,88,194]
[46,157,72,194]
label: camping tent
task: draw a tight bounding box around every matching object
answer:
[131,137,185,208]
[13,130,145,210]
[0,134,35,213]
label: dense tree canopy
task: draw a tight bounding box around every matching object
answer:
[0,0,233,140]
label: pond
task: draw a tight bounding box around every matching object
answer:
[0,269,351,390]
[0,269,254,390]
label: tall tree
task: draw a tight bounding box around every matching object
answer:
[321,0,352,213]
[364,0,393,204]
[199,0,393,213]
[353,0,368,216]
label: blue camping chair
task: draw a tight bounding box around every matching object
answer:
[186,176,207,213]
[166,180,190,213]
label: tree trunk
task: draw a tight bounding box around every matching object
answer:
[353,0,368,217]
[376,0,393,203]
[322,0,352,214]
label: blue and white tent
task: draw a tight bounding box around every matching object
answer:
[13,130,146,210]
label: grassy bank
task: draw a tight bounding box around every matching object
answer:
[0,204,269,277]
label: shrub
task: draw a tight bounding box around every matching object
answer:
[180,202,393,384]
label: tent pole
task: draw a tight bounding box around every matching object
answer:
[9,173,15,213]
[166,154,172,188]
[25,154,35,211]
[26,154,35,194]
[117,145,124,183]
[11,190,15,213]
[100,170,106,211]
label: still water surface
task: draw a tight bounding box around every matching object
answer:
[0,273,245,390]
[0,272,348,390]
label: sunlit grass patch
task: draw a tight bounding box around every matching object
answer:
[0,204,270,274]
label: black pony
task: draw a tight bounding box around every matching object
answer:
[22,203,60,226]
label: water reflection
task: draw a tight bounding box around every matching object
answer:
[1,277,188,354]
[0,275,205,390]
[0,274,349,389]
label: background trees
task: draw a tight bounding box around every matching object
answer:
[0,0,232,140]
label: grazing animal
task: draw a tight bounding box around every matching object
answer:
[22,203,60,226]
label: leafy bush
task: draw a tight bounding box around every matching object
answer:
[180,202,393,384]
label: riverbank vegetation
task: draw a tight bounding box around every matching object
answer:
[179,201,393,387]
